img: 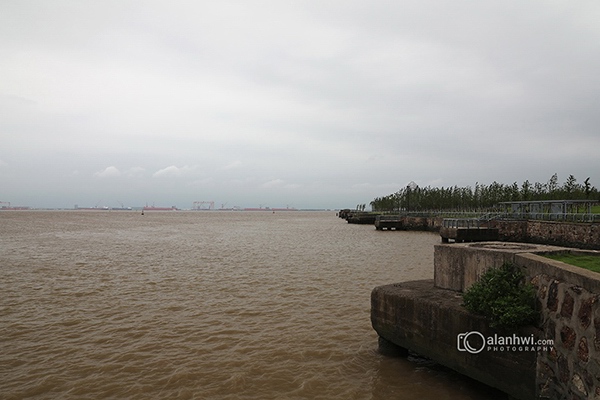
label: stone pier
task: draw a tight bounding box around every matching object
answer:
[371,280,537,399]
[371,241,600,399]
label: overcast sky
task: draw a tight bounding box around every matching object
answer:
[1,1,599,209]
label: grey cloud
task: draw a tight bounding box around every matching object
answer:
[1,1,599,209]
[95,166,121,178]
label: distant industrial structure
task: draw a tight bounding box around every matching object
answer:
[1,199,305,212]
[142,204,178,211]
[0,201,30,210]
[192,201,215,210]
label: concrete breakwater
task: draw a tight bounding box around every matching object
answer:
[337,210,378,224]
[372,242,600,399]
[338,211,600,250]
[338,211,443,231]
[372,280,537,399]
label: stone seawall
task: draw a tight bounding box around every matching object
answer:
[384,216,600,250]
[342,212,599,250]
[518,252,600,398]
[526,221,599,250]
[401,216,443,231]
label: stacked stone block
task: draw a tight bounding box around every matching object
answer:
[524,258,600,399]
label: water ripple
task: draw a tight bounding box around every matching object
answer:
[0,211,501,399]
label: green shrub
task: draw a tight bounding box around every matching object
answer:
[462,263,538,330]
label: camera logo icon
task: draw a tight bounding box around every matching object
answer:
[457,331,486,354]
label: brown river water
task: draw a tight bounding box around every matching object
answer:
[0,211,504,399]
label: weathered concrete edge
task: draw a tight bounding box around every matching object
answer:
[433,242,572,292]
[371,279,537,400]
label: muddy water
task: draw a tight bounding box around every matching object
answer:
[0,211,502,399]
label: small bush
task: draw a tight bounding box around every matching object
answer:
[462,263,538,330]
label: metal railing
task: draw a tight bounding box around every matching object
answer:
[376,215,404,221]
[376,210,599,223]
[442,218,483,229]
[500,212,599,223]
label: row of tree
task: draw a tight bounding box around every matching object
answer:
[369,174,599,212]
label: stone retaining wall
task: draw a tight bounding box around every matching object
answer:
[433,243,600,398]
[489,220,600,250]
[517,252,600,399]
[400,216,443,231]
[371,216,600,250]
[527,221,600,250]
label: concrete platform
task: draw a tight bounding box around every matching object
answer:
[371,279,538,400]
[372,242,600,399]
[375,216,404,230]
[439,227,499,242]
[434,242,567,292]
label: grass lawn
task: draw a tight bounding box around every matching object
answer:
[544,252,600,273]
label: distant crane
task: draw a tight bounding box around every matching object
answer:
[193,201,215,210]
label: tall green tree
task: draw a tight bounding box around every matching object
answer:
[368,174,598,212]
